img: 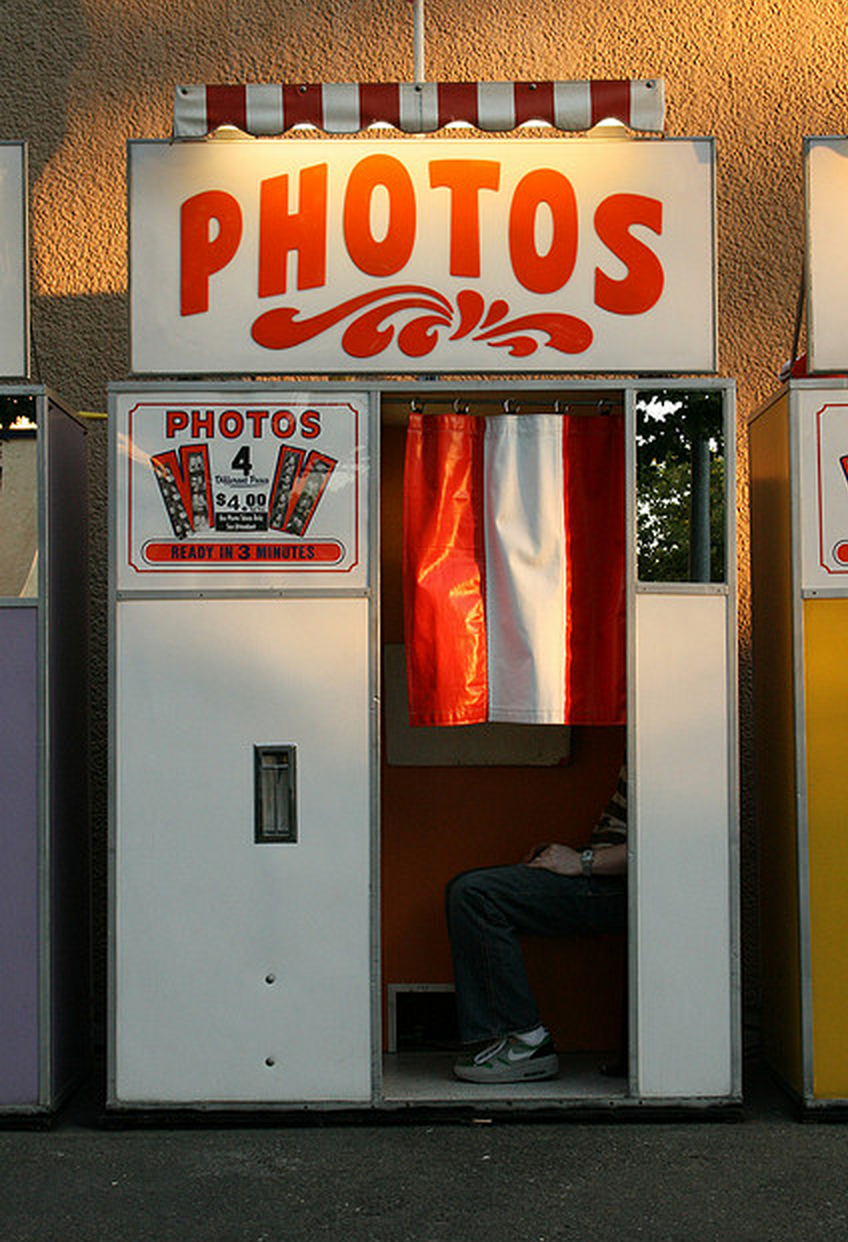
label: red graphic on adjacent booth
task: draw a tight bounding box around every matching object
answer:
[816,407,848,574]
[835,454,848,564]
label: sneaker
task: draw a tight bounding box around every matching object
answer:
[453,1034,559,1083]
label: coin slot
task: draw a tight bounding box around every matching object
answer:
[254,745,297,844]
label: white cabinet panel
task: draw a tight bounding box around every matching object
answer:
[114,597,372,1104]
[634,592,735,1100]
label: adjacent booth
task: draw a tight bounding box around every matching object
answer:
[0,143,90,1116]
[750,136,848,1111]
[109,81,740,1113]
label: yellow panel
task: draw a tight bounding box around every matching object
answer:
[804,598,848,1098]
[749,397,804,1094]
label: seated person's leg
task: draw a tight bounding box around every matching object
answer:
[446,865,545,1046]
[446,863,625,1082]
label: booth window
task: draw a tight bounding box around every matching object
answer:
[636,390,726,584]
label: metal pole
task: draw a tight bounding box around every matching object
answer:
[689,430,711,583]
[413,0,425,81]
[789,256,806,375]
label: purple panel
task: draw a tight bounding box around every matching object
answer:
[0,606,39,1104]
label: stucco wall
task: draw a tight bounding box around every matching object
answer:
[2,0,846,1042]
[2,0,845,407]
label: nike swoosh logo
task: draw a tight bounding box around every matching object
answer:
[506,1046,536,1062]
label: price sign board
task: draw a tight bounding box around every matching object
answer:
[113,387,370,592]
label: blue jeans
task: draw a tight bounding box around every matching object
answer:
[445,864,627,1044]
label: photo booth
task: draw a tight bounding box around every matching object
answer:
[109,101,740,1112]
[750,138,848,1111]
[0,143,90,1116]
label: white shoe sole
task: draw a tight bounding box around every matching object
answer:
[453,1054,559,1084]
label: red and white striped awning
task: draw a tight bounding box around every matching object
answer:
[173,80,665,138]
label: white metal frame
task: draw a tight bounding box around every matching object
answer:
[627,380,739,1103]
[108,380,381,1109]
[108,376,739,1112]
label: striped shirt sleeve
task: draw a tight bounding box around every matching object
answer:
[589,764,627,846]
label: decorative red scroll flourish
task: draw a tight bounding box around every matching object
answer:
[251,286,593,359]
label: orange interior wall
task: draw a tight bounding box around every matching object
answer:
[380,418,626,1053]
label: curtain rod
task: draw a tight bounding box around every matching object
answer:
[401,397,619,415]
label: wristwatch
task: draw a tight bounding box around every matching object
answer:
[580,848,595,877]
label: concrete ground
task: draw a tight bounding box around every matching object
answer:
[1,1058,847,1242]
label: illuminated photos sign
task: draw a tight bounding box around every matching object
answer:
[0,143,27,378]
[130,137,716,375]
[807,137,848,373]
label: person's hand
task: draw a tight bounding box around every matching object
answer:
[524,843,582,876]
[522,842,550,863]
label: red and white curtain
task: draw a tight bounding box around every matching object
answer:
[403,412,625,727]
